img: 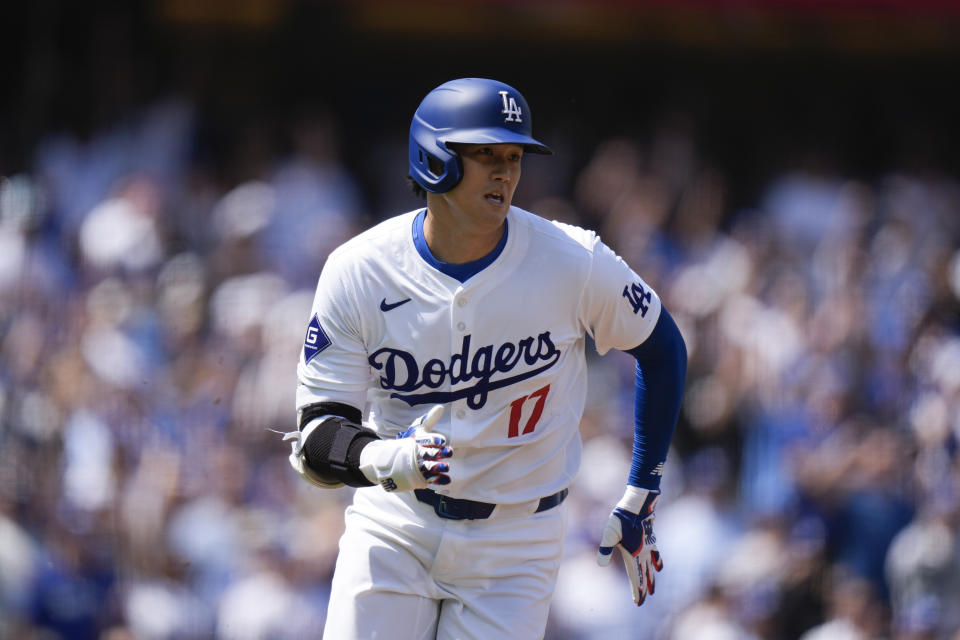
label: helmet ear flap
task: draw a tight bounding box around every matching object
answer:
[409,133,462,193]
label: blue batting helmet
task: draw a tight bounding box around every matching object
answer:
[409,78,553,194]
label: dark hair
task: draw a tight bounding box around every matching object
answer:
[407,175,427,199]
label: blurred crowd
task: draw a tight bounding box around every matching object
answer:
[1,91,959,640]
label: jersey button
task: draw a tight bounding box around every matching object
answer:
[456,409,465,419]
[457,298,467,307]
[457,322,466,331]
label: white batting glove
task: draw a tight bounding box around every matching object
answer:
[282,420,344,489]
[359,405,452,492]
[596,486,663,606]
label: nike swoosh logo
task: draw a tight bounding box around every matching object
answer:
[380,297,412,312]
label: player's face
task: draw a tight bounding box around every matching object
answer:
[442,143,523,229]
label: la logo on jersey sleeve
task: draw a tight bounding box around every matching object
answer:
[303,314,331,364]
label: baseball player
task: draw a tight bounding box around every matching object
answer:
[284,78,687,639]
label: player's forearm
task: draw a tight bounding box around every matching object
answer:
[291,402,452,491]
[300,413,380,488]
[624,308,688,491]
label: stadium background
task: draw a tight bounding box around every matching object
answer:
[1,1,959,638]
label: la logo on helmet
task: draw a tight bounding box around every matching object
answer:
[499,91,522,123]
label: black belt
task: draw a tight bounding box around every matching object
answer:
[413,488,568,520]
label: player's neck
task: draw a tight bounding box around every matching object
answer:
[423,205,506,265]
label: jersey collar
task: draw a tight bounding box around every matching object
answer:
[411,209,509,283]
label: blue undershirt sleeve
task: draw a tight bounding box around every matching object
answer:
[623,308,687,492]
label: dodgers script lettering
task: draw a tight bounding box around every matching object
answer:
[369,332,561,409]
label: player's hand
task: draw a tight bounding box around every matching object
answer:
[596,487,663,606]
[359,405,452,492]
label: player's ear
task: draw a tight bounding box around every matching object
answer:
[427,156,444,178]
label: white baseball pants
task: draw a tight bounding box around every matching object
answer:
[322,486,568,640]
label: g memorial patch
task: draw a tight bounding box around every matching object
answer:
[303,314,331,364]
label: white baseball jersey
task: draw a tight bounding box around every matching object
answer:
[297,206,661,503]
